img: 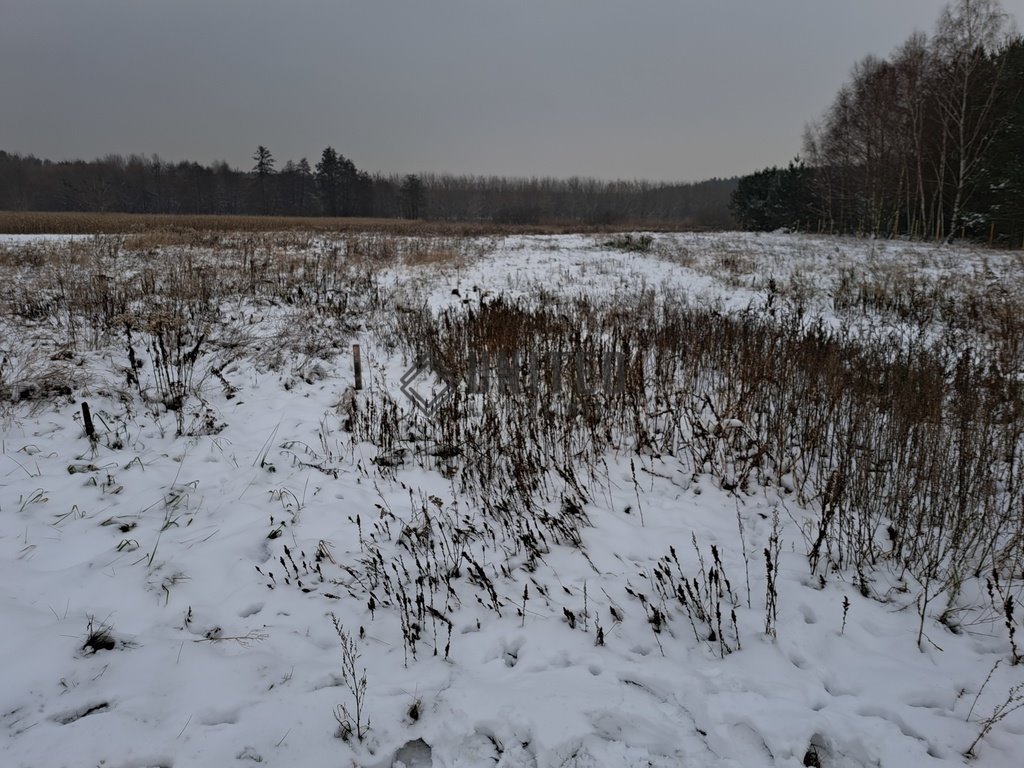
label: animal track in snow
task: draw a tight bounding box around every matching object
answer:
[799,603,818,624]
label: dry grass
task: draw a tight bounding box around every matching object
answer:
[402,292,1024,637]
[0,211,705,238]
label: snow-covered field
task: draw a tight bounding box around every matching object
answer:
[1,231,1023,767]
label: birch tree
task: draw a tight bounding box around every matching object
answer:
[932,0,1012,238]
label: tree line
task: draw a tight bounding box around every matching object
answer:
[731,0,1024,246]
[0,145,736,228]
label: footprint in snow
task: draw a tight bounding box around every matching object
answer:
[493,636,524,668]
[392,738,433,768]
[237,602,264,618]
[198,706,241,726]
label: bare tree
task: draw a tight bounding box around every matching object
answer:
[892,32,934,238]
[932,0,1012,239]
[399,174,424,219]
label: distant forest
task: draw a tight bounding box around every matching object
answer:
[731,0,1024,246]
[0,147,737,228]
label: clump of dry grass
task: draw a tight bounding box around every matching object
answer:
[367,286,1024,655]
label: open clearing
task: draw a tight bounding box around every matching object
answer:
[1,230,1023,767]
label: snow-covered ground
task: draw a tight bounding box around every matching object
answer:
[1,231,1022,767]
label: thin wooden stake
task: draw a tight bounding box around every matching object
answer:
[81,401,95,441]
[353,344,363,391]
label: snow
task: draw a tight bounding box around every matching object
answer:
[1,231,1022,767]
[0,234,92,245]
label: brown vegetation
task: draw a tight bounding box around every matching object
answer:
[0,211,705,238]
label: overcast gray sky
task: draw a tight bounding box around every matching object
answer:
[2,0,1022,181]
